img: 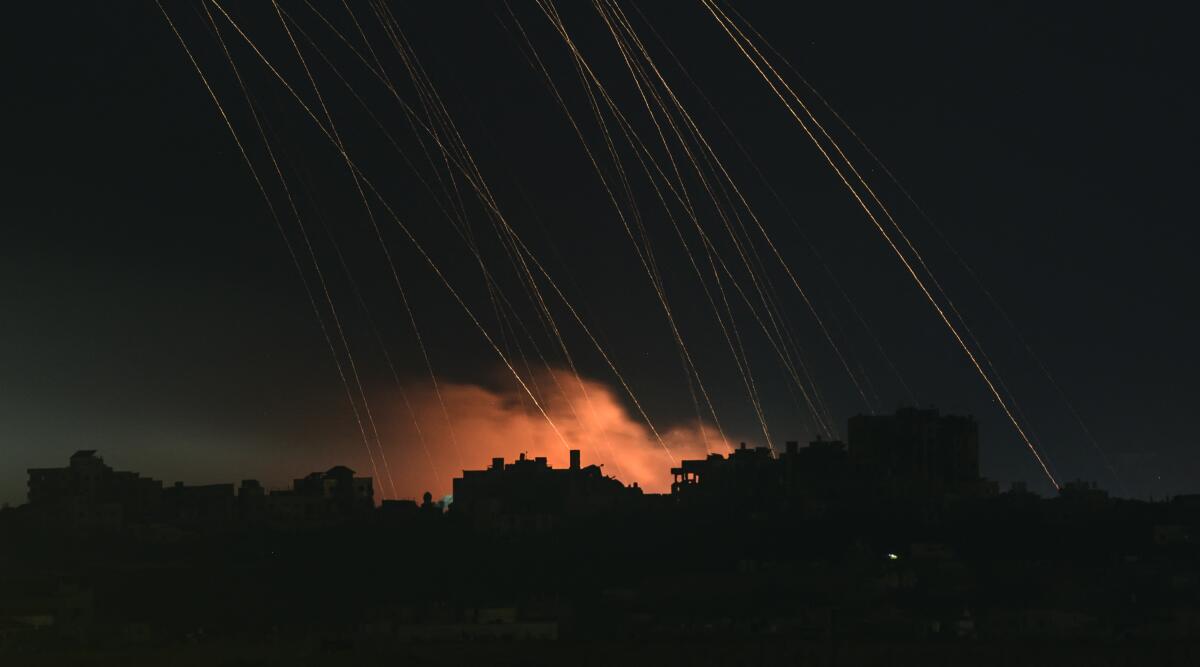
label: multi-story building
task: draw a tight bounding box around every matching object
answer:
[848,407,984,497]
[669,408,993,510]
[452,450,642,533]
[26,451,162,531]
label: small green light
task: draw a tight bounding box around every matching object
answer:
[887,553,899,560]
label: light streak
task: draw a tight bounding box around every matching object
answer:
[699,0,1060,488]
[160,0,391,496]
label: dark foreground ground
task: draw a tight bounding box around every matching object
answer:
[6,638,1200,667]
[5,492,1200,665]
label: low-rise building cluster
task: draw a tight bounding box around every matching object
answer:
[24,450,375,533]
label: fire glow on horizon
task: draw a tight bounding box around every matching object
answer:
[379,369,727,500]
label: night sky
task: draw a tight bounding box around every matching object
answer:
[4,1,1197,505]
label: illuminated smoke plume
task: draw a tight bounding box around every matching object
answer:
[380,370,726,500]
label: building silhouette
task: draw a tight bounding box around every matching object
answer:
[848,407,987,497]
[23,453,374,532]
[26,450,162,531]
[668,408,996,512]
[22,409,998,534]
[160,482,235,525]
[266,465,375,519]
[451,450,642,533]
[672,441,795,509]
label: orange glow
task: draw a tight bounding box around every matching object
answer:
[381,370,725,499]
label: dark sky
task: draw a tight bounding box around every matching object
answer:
[3,1,1197,504]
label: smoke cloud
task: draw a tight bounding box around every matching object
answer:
[378,369,725,500]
